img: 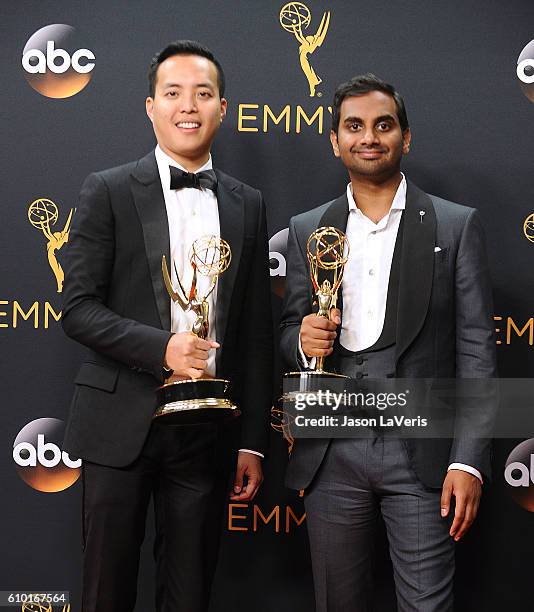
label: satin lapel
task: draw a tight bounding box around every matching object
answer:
[215,172,244,366]
[130,151,171,331]
[395,181,436,363]
[318,193,350,312]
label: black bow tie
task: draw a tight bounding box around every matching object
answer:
[169,166,217,192]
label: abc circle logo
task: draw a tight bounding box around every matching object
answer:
[269,228,289,298]
[22,24,95,98]
[13,418,82,493]
[517,39,534,103]
[504,438,534,511]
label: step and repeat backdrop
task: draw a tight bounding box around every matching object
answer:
[2,1,534,610]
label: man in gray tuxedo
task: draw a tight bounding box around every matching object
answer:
[279,74,496,611]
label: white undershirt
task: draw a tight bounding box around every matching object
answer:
[155,145,219,377]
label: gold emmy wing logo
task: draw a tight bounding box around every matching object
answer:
[524,212,534,242]
[279,2,330,97]
[21,603,70,612]
[27,198,74,293]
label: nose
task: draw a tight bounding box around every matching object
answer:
[179,92,197,113]
[359,125,379,146]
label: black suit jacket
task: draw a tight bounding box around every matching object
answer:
[62,150,273,467]
[280,181,497,489]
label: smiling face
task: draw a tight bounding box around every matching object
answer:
[330,90,411,182]
[146,54,227,170]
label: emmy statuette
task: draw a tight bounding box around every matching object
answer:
[154,235,240,425]
[285,226,349,385]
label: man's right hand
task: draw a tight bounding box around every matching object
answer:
[300,308,341,358]
[164,332,219,379]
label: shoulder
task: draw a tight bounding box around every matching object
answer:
[81,157,143,194]
[426,192,481,239]
[290,197,342,232]
[215,169,262,202]
[428,193,476,220]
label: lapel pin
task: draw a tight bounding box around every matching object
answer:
[419,210,425,223]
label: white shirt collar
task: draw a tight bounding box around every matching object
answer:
[155,145,213,190]
[346,172,407,216]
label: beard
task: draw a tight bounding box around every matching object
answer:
[343,144,404,181]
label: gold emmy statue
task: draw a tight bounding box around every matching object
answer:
[285,226,349,381]
[28,198,74,293]
[524,212,534,243]
[155,235,240,424]
[279,2,330,97]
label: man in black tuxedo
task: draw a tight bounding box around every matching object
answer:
[280,74,496,610]
[61,40,272,612]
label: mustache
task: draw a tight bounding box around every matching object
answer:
[352,146,387,153]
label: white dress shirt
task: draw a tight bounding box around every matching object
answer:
[299,174,482,482]
[154,146,263,459]
[155,145,219,377]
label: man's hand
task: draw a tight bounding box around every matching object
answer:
[230,452,263,502]
[300,308,341,358]
[164,332,219,379]
[441,469,482,541]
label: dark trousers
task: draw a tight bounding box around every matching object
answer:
[81,421,231,612]
[304,437,455,612]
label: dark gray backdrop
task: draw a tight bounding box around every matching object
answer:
[1,1,534,610]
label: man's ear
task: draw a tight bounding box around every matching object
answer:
[220,97,228,122]
[330,130,340,158]
[402,127,411,154]
[146,97,154,123]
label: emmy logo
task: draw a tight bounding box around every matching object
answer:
[524,212,534,243]
[279,2,330,97]
[21,603,70,612]
[271,406,296,454]
[27,198,74,293]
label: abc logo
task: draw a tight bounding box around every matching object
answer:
[13,418,81,493]
[504,438,534,511]
[269,228,288,298]
[21,24,95,98]
[517,39,534,103]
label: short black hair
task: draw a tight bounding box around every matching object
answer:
[331,73,409,134]
[148,40,225,98]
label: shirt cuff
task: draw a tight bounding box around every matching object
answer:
[447,463,483,484]
[239,449,264,459]
[298,333,316,370]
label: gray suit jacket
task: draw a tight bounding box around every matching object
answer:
[280,180,497,490]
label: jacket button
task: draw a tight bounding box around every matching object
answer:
[355,356,364,365]
[355,372,364,380]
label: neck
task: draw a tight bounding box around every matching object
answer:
[159,144,210,172]
[349,171,402,224]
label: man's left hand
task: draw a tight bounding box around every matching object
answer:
[229,452,263,501]
[441,469,482,541]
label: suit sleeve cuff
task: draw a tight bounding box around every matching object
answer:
[448,463,483,484]
[239,449,264,459]
[298,333,316,370]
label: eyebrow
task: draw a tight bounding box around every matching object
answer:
[161,82,215,89]
[343,114,398,124]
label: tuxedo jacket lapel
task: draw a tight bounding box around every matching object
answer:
[130,151,171,331]
[214,171,244,367]
[395,180,436,363]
